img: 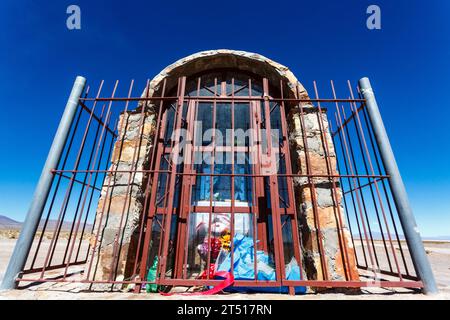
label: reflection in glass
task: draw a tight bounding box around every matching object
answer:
[234,153,252,205]
[195,103,213,146]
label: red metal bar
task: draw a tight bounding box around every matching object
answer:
[343,178,384,195]
[295,84,329,281]
[83,80,121,281]
[336,106,383,269]
[63,102,114,279]
[359,102,411,276]
[77,118,117,262]
[332,84,380,278]
[173,98,196,279]
[28,106,84,270]
[79,101,117,138]
[107,80,142,281]
[181,77,201,280]
[333,115,370,268]
[40,80,107,277]
[230,77,236,277]
[262,78,285,284]
[249,80,260,281]
[279,80,304,282]
[47,104,106,267]
[340,103,393,272]
[132,79,167,285]
[80,96,365,103]
[331,103,364,138]
[347,84,403,280]
[331,122,364,268]
[137,83,170,284]
[51,169,390,179]
[314,81,352,280]
[158,77,186,280]
[61,103,109,265]
[205,77,218,280]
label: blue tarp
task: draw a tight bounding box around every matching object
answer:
[216,234,306,294]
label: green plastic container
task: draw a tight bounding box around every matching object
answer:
[146,257,158,293]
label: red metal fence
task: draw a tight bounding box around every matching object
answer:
[16,75,423,293]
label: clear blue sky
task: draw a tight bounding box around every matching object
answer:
[0,0,449,237]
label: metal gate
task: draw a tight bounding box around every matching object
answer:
[139,74,303,291]
[2,72,436,294]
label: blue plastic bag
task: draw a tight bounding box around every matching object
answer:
[216,234,306,294]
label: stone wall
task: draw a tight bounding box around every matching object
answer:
[288,107,359,282]
[86,110,155,282]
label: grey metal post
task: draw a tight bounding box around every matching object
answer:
[0,76,86,291]
[358,77,438,295]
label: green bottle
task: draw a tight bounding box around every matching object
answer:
[146,257,158,293]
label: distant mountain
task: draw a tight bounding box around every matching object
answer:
[0,214,92,232]
[353,231,404,241]
[0,215,22,230]
[353,231,450,241]
[36,219,82,232]
[422,235,450,241]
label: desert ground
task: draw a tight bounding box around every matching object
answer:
[0,234,449,300]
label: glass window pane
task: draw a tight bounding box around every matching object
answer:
[277,155,289,208]
[213,152,232,204]
[260,104,268,154]
[264,176,271,208]
[165,215,178,278]
[186,212,209,279]
[228,77,249,96]
[199,73,220,96]
[144,214,163,281]
[216,103,231,146]
[186,212,232,279]
[250,80,263,97]
[191,151,212,205]
[263,155,289,209]
[234,103,250,147]
[156,155,169,207]
[163,105,176,146]
[270,103,282,147]
[195,103,213,146]
[234,152,252,205]
[281,216,301,280]
[234,213,253,237]
[156,154,181,208]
